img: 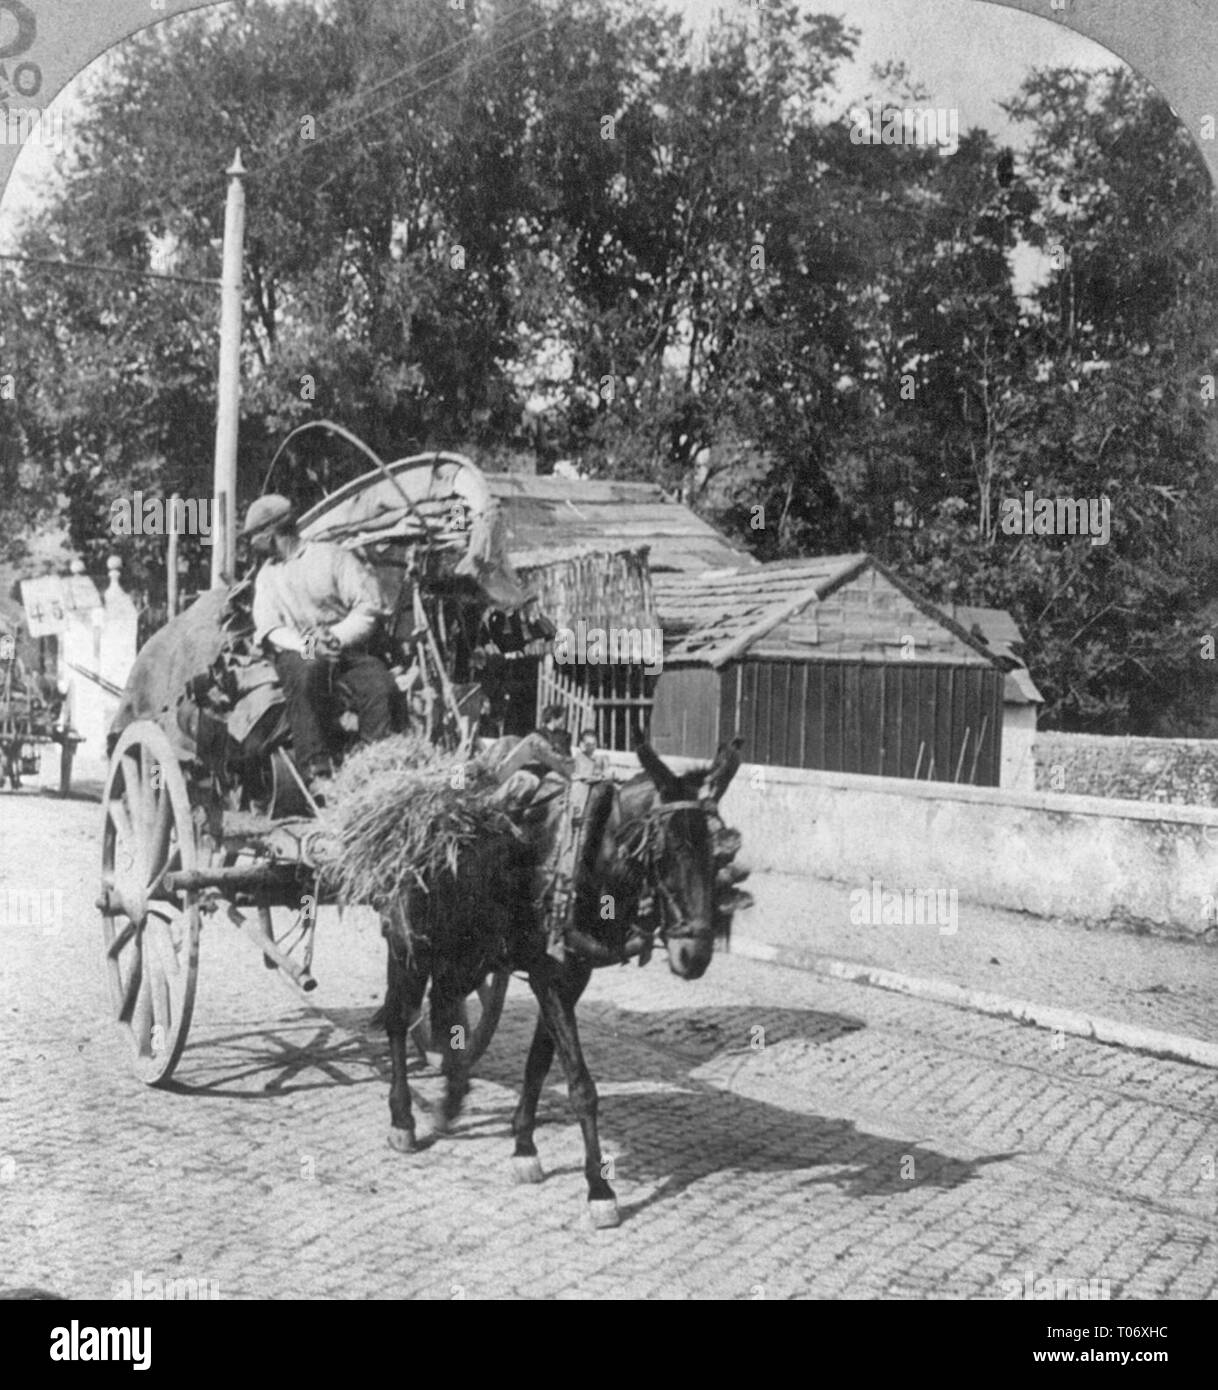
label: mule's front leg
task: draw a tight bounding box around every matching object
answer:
[532,971,619,1227]
[510,1014,555,1183]
[384,914,428,1153]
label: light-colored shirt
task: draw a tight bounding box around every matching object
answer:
[573,749,608,780]
[252,540,386,651]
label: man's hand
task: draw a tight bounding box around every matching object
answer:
[302,627,342,661]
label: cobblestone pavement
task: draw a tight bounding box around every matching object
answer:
[1,794,1215,1300]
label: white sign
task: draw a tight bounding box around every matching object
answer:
[19,576,67,636]
[18,573,101,637]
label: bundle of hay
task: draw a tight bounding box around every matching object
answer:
[315,733,522,915]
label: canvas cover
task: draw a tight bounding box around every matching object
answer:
[299,454,530,612]
[108,586,235,756]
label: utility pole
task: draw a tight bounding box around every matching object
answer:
[211,149,246,588]
[167,493,180,618]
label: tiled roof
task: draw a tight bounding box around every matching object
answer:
[950,604,1045,704]
[653,556,1004,670]
[654,556,867,661]
[950,605,1025,660]
[1005,667,1045,705]
[485,474,755,573]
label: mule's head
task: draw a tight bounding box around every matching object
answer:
[634,738,742,980]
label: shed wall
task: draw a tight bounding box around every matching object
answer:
[654,657,1005,785]
[648,666,721,756]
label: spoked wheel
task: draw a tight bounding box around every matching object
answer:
[99,721,201,1086]
[410,969,511,1069]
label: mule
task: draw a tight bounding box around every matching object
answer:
[380,739,742,1227]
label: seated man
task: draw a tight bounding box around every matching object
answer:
[242,494,401,795]
[482,705,574,792]
[572,728,608,782]
[569,727,609,823]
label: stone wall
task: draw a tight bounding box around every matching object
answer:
[605,750,1218,941]
[1034,734,1218,807]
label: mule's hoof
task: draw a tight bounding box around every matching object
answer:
[511,1155,545,1185]
[587,1199,621,1229]
[387,1127,418,1154]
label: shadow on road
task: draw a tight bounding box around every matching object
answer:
[159,993,1014,1213]
[157,1018,384,1097]
[481,999,1014,1212]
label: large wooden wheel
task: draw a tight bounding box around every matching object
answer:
[410,969,510,1069]
[99,721,201,1086]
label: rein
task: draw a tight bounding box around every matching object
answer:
[554,793,714,967]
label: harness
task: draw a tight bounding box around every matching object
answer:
[619,799,709,942]
[543,790,709,965]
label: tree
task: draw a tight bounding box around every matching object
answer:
[3,7,1216,734]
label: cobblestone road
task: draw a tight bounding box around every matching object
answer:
[2,794,1215,1300]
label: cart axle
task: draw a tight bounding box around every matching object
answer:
[162,863,296,893]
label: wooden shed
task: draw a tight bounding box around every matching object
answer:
[484,473,754,748]
[949,604,1044,791]
[650,556,1009,785]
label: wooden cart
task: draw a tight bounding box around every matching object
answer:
[0,634,80,794]
[97,719,509,1085]
[97,448,531,1086]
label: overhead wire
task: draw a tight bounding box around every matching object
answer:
[0,0,546,283]
[0,252,219,286]
[250,11,549,178]
[88,0,506,243]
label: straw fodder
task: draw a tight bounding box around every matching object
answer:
[315,733,523,918]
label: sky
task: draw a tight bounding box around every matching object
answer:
[0,0,1124,250]
[755,0,1117,137]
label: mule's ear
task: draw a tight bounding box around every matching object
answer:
[705,736,743,802]
[635,741,684,800]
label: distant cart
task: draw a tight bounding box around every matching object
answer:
[0,633,82,794]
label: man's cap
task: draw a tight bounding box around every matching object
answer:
[240,494,296,538]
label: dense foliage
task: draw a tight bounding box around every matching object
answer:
[1,0,1215,731]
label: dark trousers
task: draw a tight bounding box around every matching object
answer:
[274,649,400,774]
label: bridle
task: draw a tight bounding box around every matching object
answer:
[622,798,714,945]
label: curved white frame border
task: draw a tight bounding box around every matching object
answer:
[0,0,229,205]
[1,1,1213,204]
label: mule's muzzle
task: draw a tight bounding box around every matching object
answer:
[667,933,712,980]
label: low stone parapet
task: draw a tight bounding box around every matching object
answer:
[607,751,1218,941]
